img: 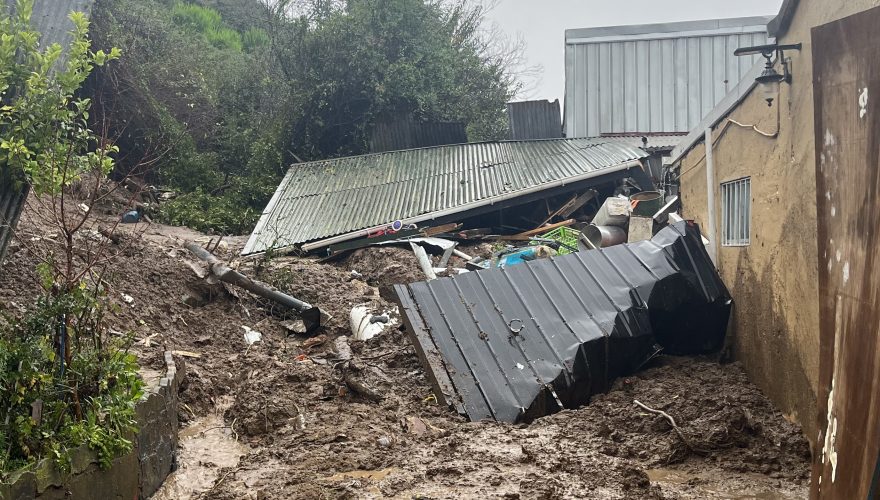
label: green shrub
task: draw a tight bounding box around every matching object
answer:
[170,2,223,33]
[206,26,242,51]
[242,27,270,53]
[171,2,241,51]
[0,285,144,473]
[157,187,260,234]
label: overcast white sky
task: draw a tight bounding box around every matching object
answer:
[484,0,784,102]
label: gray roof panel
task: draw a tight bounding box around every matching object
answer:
[394,221,732,422]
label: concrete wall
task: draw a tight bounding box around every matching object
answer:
[677,0,880,451]
[0,352,185,499]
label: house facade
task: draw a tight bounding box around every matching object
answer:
[670,0,880,497]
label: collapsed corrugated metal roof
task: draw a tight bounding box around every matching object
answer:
[394,221,731,423]
[507,100,562,140]
[243,138,647,255]
[0,0,95,270]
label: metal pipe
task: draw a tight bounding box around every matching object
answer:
[704,128,718,265]
[584,225,627,248]
[452,249,474,261]
[410,242,437,280]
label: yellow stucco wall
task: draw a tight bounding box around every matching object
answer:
[677,0,880,450]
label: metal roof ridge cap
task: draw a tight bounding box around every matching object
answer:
[564,16,774,41]
[668,59,765,165]
[299,158,644,252]
[566,24,770,45]
[288,137,603,169]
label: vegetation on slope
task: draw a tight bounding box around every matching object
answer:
[89,0,521,233]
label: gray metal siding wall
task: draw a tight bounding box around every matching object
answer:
[565,22,770,137]
[507,100,562,140]
[0,0,94,268]
[0,176,28,267]
[369,116,467,153]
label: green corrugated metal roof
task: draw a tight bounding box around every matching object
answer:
[243,137,647,255]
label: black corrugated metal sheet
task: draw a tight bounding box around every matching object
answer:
[394,221,731,422]
[369,115,467,153]
[0,0,94,269]
[507,100,563,140]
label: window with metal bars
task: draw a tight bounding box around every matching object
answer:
[721,177,751,246]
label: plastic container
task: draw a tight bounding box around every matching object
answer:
[630,191,664,217]
[532,226,581,255]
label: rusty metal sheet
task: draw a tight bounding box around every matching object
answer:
[812,6,880,498]
[394,221,731,423]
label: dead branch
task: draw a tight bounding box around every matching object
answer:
[184,241,331,331]
[342,366,383,402]
[633,399,710,455]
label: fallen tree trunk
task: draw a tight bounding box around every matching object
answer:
[185,242,331,333]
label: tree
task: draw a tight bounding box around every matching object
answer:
[272,0,521,158]
[0,0,143,472]
[87,0,523,233]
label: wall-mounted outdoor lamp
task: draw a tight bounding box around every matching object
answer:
[734,43,802,107]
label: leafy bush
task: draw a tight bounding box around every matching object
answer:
[157,187,260,234]
[0,285,143,472]
[171,2,242,51]
[242,27,270,53]
[1,1,119,195]
[170,2,222,33]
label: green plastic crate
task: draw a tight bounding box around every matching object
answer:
[532,226,581,255]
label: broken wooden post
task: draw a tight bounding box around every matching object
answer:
[184,241,331,332]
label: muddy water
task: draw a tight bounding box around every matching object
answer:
[646,468,804,499]
[151,399,249,500]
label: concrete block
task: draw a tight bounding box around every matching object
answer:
[628,216,654,243]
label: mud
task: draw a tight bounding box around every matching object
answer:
[0,199,811,499]
[152,397,249,500]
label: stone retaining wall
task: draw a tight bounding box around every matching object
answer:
[0,352,185,499]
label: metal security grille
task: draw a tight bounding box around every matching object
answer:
[721,177,751,246]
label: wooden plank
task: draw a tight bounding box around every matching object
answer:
[506,219,577,241]
[561,189,599,218]
[422,223,461,236]
[538,194,579,227]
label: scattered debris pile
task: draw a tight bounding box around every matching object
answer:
[394,221,731,423]
[0,197,809,499]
